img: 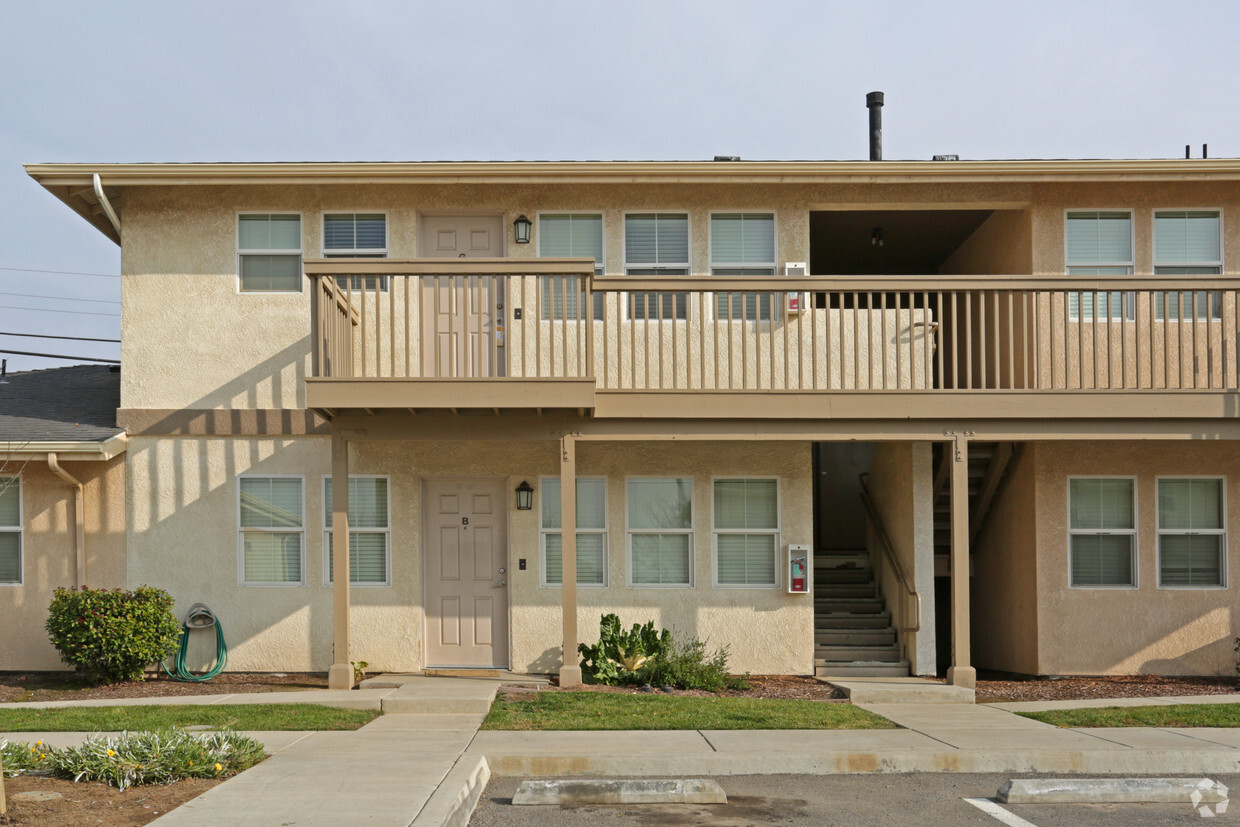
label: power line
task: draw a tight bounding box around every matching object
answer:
[0,266,120,278]
[0,331,121,343]
[0,291,119,305]
[0,348,119,364]
[0,304,120,318]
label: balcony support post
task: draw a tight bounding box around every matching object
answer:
[327,431,353,690]
[946,430,975,689]
[559,434,582,688]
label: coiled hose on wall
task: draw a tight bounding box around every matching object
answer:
[163,603,228,682]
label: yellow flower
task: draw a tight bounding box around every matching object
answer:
[189,761,194,766]
[214,763,223,771]
[107,749,115,756]
[35,740,42,747]
[40,753,46,760]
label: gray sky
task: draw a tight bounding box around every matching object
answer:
[2,0,1238,370]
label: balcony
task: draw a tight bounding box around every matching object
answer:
[306,258,1240,421]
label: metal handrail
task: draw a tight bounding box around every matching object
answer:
[857,472,921,633]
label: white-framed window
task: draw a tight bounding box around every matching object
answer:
[238,475,305,586]
[540,477,607,587]
[627,477,693,587]
[1157,477,1226,588]
[1068,477,1137,588]
[1065,210,1133,320]
[324,476,391,587]
[710,213,777,321]
[0,478,21,585]
[323,212,388,291]
[713,478,779,587]
[1154,210,1223,320]
[538,213,604,320]
[625,213,689,320]
[238,213,303,292]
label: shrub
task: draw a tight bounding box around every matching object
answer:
[2,738,50,777]
[45,586,182,683]
[644,637,750,692]
[49,729,266,790]
[578,613,671,685]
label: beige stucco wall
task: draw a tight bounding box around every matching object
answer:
[867,442,936,676]
[940,208,1033,276]
[0,455,127,670]
[1034,441,1240,676]
[126,435,813,675]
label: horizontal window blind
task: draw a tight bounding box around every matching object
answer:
[1070,534,1133,586]
[0,479,19,583]
[1158,479,1222,530]
[711,214,774,264]
[327,532,389,584]
[1069,477,1135,587]
[1155,211,1220,264]
[714,479,777,529]
[241,478,303,528]
[325,477,389,585]
[1159,535,1222,586]
[324,214,386,252]
[542,478,606,585]
[541,478,606,530]
[243,532,303,583]
[240,215,301,251]
[628,479,692,529]
[0,480,18,526]
[540,214,603,271]
[716,534,776,585]
[714,479,778,586]
[631,533,691,584]
[325,478,389,529]
[1158,478,1224,587]
[544,533,606,585]
[240,254,302,292]
[1066,212,1132,264]
[1069,478,1134,530]
[240,477,303,584]
[0,533,18,583]
[625,214,688,265]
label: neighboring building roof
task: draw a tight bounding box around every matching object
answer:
[0,365,122,444]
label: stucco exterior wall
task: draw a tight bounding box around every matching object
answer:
[971,443,1039,675]
[0,455,127,670]
[940,208,1033,276]
[1034,441,1240,676]
[126,435,813,675]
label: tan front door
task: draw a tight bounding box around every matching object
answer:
[419,214,506,378]
[423,478,509,667]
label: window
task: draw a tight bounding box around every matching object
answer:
[539,213,604,320]
[0,478,20,585]
[541,477,607,586]
[324,477,391,586]
[238,476,304,585]
[1068,477,1136,587]
[238,214,302,292]
[627,478,693,586]
[1158,478,1226,588]
[324,213,388,291]
[1065,211,1133,320]
[625,213,689,320]
[713,478,779,587]
[711,213,776,321]
[1154,211,1222,320]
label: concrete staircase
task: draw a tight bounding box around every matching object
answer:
[931,442,1016,564]
[814,550,909,677]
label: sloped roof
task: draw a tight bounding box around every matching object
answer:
[0,365,122,444]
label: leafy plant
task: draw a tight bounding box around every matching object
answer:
[1234,637,1240,676]
[2,739,49,777]
[578,614,670,685]
[352,661,370,683]
[45,586,183,684]
[48,729,266,790]
[644,637,749,692]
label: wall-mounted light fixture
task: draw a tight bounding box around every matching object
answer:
[513,215,532,244]
[515,480,534,510]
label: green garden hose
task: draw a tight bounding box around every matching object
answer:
[163,603,228,682]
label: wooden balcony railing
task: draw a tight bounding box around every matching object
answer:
[307,260,1240,398]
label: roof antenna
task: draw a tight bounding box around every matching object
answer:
[0,359,8,384]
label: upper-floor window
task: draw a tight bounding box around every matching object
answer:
[0,478,21,585]
[238,214,302,292]
[324,213,387,291]
[539,213,603,320]
[541,476,607,587]
[1065,211,1132,320]
[711,213,776,321]
[1068,477,1136,588]
[1154,210,1222,320]
[1157,477,1226,588]
[625,213,689,320]
[324,476,391,587]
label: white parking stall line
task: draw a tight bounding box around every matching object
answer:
[964,797,1039,827]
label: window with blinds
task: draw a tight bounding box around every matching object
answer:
[324,213,388,291]
[239,476,305,585]
[1158,478,1225,587]
[1068,477,1136,587]
[1065,211,1133,320]
[0,478,21,585]
[1154,211,1222,320]
[625,213,689,320]
[541,477,607,586]
[628,477,693,586]
[539,214,603,320]
[324,477,391,586]
[711,213,777,321]
[713,478,779,587]
[239,214,302,292]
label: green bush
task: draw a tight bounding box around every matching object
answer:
[48,729,265,790]
[2,738,50,777]
[578,613,671,685]
[644,637,750,692]
[45,586,182,683]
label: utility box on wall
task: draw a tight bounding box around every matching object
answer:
[788,544,811,594]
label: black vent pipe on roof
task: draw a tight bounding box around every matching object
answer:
[866,91,884,161]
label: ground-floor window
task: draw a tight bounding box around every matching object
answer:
[627,477,693,586]
[1157,477,1226,588]
[238,475,305,586]
[713,478,779,587]
[324,476,391,586]
[1068,477,1136,587]
[540,477,607,586]
[0,478,20,585]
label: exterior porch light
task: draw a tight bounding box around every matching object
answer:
[515,480,534,510]
[513,214,532,244]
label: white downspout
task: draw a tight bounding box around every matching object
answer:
[47,453,86,588]
[92,173,121,239]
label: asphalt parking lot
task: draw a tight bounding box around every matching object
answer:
[470,773,1238,826]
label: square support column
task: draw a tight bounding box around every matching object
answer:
[946,435,975,689]
[327,432,353,690]
[559,435,582,688]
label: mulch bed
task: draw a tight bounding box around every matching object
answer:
[0,672,327,704]
[522,675,847,701]
[972,671,1240,704]
[0,775,222,826]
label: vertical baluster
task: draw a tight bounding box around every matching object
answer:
[768,292,775,391]
[672,285,680,388]
[922,291,931,390]
[992,292,1000,389]
[977,292,986,389]
[965,292,973,390]
[643,292,650,390]
[1006,292,1015,390]
[881,291,889,389]
[657,285,665,389]
[950,292,958,389]
[1192,291,1200,389]
[698,290,706,390]
[782,290,790,390]
[727,292,735,389]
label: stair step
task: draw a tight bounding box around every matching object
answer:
[814,584,875,598]
[815,660,911,678]
[815,629,897,646]
[813,599,886,613]
[814,568,873,584]
[815,645,901,662]
[815,614,892,630]
[815,557,872,571]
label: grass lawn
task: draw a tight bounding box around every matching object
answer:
[481,691,898,731]
[0,703,380,732]
[1018,703,1240,728]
